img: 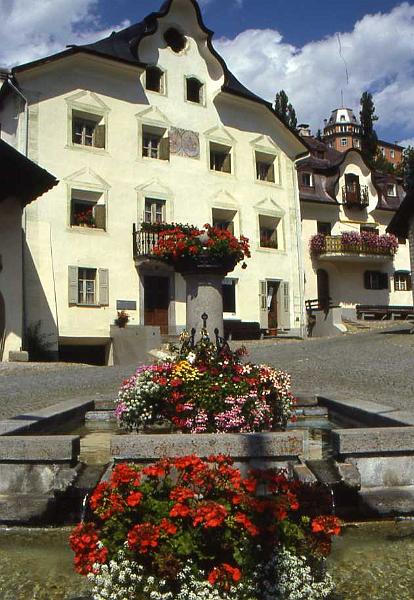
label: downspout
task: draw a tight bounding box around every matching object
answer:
[293,151,310,339]
[6,76,29,350]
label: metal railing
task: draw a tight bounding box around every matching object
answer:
[323,235,393,256]
[342,184,369,208]
[133,225,160,258]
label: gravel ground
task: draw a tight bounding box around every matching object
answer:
[0,322,413,420]
[244,322,414,408]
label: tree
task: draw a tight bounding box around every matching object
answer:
[373,150,395,175]
[275,90,297,130]
[359,91,378,165]
[402,146,414,192]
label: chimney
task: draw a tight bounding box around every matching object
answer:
[298,123,311,137]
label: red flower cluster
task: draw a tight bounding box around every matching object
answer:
[71,456,341,587]
[149,223,250,266]
[69,523,108,575]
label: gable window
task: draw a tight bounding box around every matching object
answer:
[212,208,236,234]
[255,151,276,183]
[340,138,347,147]
[301,172,313,187]
[142,125,169,160]
[222,279,237,313]
[144,198,166,224]
[386,183,397,197]
[164,28,186,53]
[394,271,412,291]
[186,77,203,104]
[69,266,109,306]
[364,271,388,290]
[317,222,331,235]
[145,67,165,93]
[71,190,106,230]
[72,111,105,148]
[259,215,279,249]
[210,142,232,173]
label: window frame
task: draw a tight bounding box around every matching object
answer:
[364,270,389,290]
[394,272,412,292]
[78,267,97,305]
[209,141,233,174]
[142,124,170,161]
[69,108,107,151]
[258,214,281,250]
[301,172,313,187]
[144,198,166,224]
[255,151,276,184]
[340,138,348,147]
[222,278,237,314]
[185,76,204,105]
[144,66,166,95]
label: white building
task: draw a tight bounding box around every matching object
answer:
[297,135,412,324]
[0,0,307,363]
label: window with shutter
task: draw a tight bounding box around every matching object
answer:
[142,125,168,161]
[364,271,388,290]
[255,151,276,183]
[71,189,106,230]
[68,266,78,305]
[259,215,280,249]
[99,269,109,306]
[210,142,232,174]
[71,111,106,149]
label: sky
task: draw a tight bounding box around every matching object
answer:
[1,0,414,146]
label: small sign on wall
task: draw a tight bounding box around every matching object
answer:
[117,300,137,311]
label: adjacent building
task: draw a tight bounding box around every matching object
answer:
[0,140,57,360]
[323,107,404,167]
[297,135,412,321]
[0,0,308,363]
[387,190,414,307]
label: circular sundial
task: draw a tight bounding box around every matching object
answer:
[182,130,200,158]
[169,129,182,155]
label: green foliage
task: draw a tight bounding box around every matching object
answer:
[360,91,378,165]
[402,145,414,192]
[372,150,396,174]
[275,89,298,130]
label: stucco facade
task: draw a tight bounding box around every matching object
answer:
[0,0,307,361]
[298,143,412,317]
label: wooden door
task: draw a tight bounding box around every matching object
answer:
[267,281,279,329]
[144,276,169,334]
[317,269,330,309]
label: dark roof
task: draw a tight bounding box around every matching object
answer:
[378,139,405,150]
[10,0,306,154]
[0,140,58,206]
[387,190,414,237]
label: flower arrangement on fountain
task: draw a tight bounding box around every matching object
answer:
[115,333,294,433]
[146,222,250,269]
[70,455,340,600]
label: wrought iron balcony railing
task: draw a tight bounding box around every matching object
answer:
[341,184,369,208]
[133,224,160,258]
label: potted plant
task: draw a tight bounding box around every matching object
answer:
[115,310,129,328]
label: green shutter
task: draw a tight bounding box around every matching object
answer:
[99,269,109,306]
[94,205,106,230]
[94,124,106,148]
[68,266,78,305]
[267,162,275,182]
[159,137,170,160]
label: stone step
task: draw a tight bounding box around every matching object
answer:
[359,485,414,517]
[294,394,318,407]
[85,410,115,421]
[94,399,115,411]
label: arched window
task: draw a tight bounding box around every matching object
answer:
[145,66,164,93]
[186,77,203,104]
[164,28,186,53]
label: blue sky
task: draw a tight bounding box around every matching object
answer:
[1,0,414,145]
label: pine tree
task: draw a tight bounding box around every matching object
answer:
[402,146,414,192]
[359,91,378,165]
[275,90,297,130]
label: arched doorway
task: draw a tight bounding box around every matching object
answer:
[317,269,330,310]
[0,292,5,361]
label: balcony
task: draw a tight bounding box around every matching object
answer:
[342,184,369,208]
[310,233,398,262]
[133,224,161,258]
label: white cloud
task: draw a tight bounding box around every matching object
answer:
[215,3,414,142]
[0,0,129,68]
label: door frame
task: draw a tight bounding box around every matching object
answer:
[138,267,175,334]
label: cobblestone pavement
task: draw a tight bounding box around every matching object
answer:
[0,322,413,420]
[244,322,414,409]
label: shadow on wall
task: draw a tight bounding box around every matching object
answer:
[23,239,59,361]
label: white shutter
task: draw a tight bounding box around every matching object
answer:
[259,281,268,329]
[277,281,290,329]
[68,266,78,305]
[99,269,109,306]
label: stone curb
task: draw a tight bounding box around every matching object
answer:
[332,427,414,455]
[0,436,80,463]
